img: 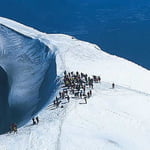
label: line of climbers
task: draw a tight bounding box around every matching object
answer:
[9,116,39,133]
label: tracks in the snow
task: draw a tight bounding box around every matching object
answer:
[55,101,78,150]
[50,80,150,150]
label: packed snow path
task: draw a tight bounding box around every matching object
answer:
[0,81,150,150]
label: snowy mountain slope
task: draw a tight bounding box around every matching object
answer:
[0,17,150,93]
[0,17,150,150]
[59,82,150,150]
[47,34,150,94]
[1,82,150,150]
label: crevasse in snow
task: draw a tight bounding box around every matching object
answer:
[0,24,58,134]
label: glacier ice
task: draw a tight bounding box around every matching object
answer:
[0,24,58,134]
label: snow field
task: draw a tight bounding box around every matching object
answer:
[59,82,150,150]
[0,77,150,150]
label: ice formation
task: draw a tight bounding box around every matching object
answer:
[0,24,58,134]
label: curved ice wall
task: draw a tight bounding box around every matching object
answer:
[0,24,58,134]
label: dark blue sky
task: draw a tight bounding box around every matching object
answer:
[0,0,150,69]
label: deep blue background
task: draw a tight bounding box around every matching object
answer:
[0,0,150,69]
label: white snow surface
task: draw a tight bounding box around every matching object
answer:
[0,17,150,150]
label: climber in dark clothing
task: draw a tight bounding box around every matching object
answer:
[64,70,67,76]
[13,124,17,133]
[80,92,82,98]
[66,95,70,103]
[32,118,36,125]
[76,71,79,76]
[36,116,39,124]
[87,92,90,98]
[98,76,101,82]
[62,92,65,99]
[9,124,14,133]
[84,96,87,104]
[89,90,92,96]
[59,92,62,99]
[11,123,17,133]
[56,100,61,108]
[56,96,59,103]
[83,85,86,92]
[54,100,57,106]
[91,83,93,89]
[71,72,74,76]
[85,74,88,83]
[112,83,115,89]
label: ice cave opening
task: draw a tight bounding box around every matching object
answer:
[0,66,10,134]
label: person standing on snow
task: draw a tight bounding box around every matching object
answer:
[66,95,70,103]
[112,83,115,89]
[32,118,36,125]
[84,95,87,104]
[36,116,39,124]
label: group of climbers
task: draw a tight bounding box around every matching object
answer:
[53,71,116,107]
[52,71,102,107]
[9,116,39,133]
[8,70,115,134]
[9,123,17,133]
[32,116,39,125]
